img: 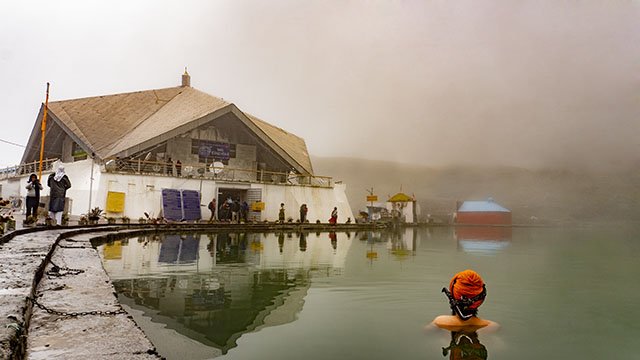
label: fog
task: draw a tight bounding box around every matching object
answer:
[314,156,640,224]
[1,1,638,171]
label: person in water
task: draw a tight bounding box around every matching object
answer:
[432,269,498,332]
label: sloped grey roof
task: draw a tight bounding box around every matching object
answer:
[104,87,230,157]
[244,113,314,175]
[36,85,313,174]
[48,87,190,159]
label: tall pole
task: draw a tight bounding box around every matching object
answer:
[38,82,50,180]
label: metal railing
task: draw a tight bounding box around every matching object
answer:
[0,158,58,180]
[103,158,333,188]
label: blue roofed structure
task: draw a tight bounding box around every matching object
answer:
[455,198,512,225]
[457,200,510,213]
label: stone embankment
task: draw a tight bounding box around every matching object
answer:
[0,226,161,359]
[0,222,377,359]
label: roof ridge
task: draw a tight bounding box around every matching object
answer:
[187,86,229,104]
[245,112,305,142]
[49,86,184,104]
[105,88,186,156]
[104,87,233,158]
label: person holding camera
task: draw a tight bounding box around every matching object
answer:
[25,173,43,221]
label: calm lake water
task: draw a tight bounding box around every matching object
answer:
[97,225,640,360]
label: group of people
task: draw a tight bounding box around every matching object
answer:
[24,163,71,225]
[277,203,339,224]
[208,200,340,224]
[165,157,182,177]
[208,197,249,223]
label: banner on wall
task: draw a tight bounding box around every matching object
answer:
[106,191,125,213]
[161,189,202,221]
[198,141,230,160]
[181,190,201,221]
[251,201,265,211]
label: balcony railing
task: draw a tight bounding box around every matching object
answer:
[0,158,59,181]
[103,159,333,188]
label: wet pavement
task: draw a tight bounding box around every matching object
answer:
[0,226,160,359]
[27,231,160,359]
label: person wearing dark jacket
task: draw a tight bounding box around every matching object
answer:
[25,173,43,221]
[48,164,71,226]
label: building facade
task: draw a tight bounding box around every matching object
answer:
[386,192,418,224]
[0,72,353,222]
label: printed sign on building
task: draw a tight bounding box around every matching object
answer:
[181,190,202,221]
[162,189,184,221]
[161,189,202,221]
[198,141,230,160]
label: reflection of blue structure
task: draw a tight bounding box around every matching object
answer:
[455,227,511,255]
[158,235,200,264]
[458,240,510,255]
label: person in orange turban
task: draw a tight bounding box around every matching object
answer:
[444,269,487,320]
[431,270,496,331]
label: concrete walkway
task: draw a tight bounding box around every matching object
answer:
[27,231,160,359]
[0,226,161,359]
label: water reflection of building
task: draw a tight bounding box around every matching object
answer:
[99,232,351,355]
[386,227,418,259]
[454,226,512,254]
[359,228,419,263]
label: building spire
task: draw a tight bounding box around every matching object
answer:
[181,67,191,87]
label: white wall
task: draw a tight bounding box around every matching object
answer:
[386,201,418,223]
[0,159,97,215]
[1,159,355,221]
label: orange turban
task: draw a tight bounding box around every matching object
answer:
[449,269,486,310]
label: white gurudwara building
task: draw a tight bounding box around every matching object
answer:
[0,71,353,222]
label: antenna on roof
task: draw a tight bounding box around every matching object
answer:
[181,67,191,87]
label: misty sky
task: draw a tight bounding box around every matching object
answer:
[1,0,638,171]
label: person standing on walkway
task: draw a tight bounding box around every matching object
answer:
[175,160,182,177]
[208,197,216,222]
[47,164,71,226]
[231,199,240,223]
[329,207,338,225]
[25,173,42,221]
[166,156,173,175]
[241,201,249,223]
[279,203,285,224]
[299,204,308,223]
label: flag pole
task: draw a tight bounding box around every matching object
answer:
[38,82,50,180]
